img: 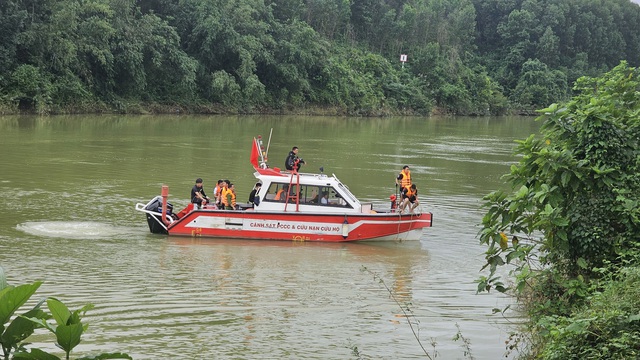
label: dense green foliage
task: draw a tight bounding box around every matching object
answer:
[1,0,640,114]
[478,62,640,358]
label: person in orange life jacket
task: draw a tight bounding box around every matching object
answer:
[219,179,230,209]
[285,146,305,171]
[274,184,289,201]
[213,179,223,208]
[396,165,412,188]
[224,183,237,210]
[191,178,210,209]
[399,184,420,213]
[248,182,261,206]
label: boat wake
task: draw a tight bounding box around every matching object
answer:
[16,221,138,240]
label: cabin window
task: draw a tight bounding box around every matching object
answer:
[263,182,303,202]
[262,183,352,208]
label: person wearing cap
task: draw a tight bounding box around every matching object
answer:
[191,178,210,209]
[248,182,262,206]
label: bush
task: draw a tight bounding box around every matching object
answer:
[539,266,640,360]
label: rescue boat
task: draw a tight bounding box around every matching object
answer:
[135,134,433,242]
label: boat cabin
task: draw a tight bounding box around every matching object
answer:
[252,169,372,214]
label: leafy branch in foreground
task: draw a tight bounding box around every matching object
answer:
[453,323,475,360]
[0,267,131,360]
[361,266,434,359]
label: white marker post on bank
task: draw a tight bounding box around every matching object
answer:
[400,54,408,68]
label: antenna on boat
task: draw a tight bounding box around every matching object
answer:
[319,166,324,174]
[265,128,273,159]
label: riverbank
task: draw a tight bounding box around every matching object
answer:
[0,101,536,117]
[0,101,427,117]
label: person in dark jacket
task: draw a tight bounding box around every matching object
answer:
[248,182,261,206]
[285,146,305,171]
[191,178,209,208]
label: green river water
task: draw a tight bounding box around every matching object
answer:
[0,114,540,359]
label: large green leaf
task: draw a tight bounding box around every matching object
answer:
[1,305,49,349]
[20,316,57,334]
[71,303,95,325]
[0,267,8,291]
[55,323,83,353]
[0,282,42,326]
[12,348,61,360]
[46,298,71,326]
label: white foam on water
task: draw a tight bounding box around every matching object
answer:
[16,221,134,239]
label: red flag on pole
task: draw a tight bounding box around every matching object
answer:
[250,138,259,168]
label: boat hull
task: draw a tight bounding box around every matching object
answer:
[156,209,431,242]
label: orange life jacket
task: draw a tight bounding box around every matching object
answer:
[274,188,285,200]
[404,186,416,198]
[399,170,412,188]
[221,187,230,206]
[227,190,236,208]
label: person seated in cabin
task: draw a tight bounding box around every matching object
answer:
[320,191,329,205]
[274,184,289,201]
[285,146,305,172]
[398,184,420,214]
[248,182,261,206]
[307,188,319,203]
[288,185,302,203]
[191,178,210,209]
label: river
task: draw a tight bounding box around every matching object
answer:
[0,115,540,359]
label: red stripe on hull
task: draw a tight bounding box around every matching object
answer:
[167,210,432,242]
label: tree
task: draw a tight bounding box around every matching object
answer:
[478,60,640,358]
[511,58,567,108]
[479,60,640,291]
[0,0,27,73]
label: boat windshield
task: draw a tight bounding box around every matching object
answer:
[337,182,357,203]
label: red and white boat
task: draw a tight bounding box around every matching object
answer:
[135,134,433,242]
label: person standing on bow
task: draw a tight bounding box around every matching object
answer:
[285,146,305,172]
[395,165,412,188]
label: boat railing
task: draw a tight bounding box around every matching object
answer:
[135,196,175,226]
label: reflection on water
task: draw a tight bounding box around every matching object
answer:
[0,115,536,359]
